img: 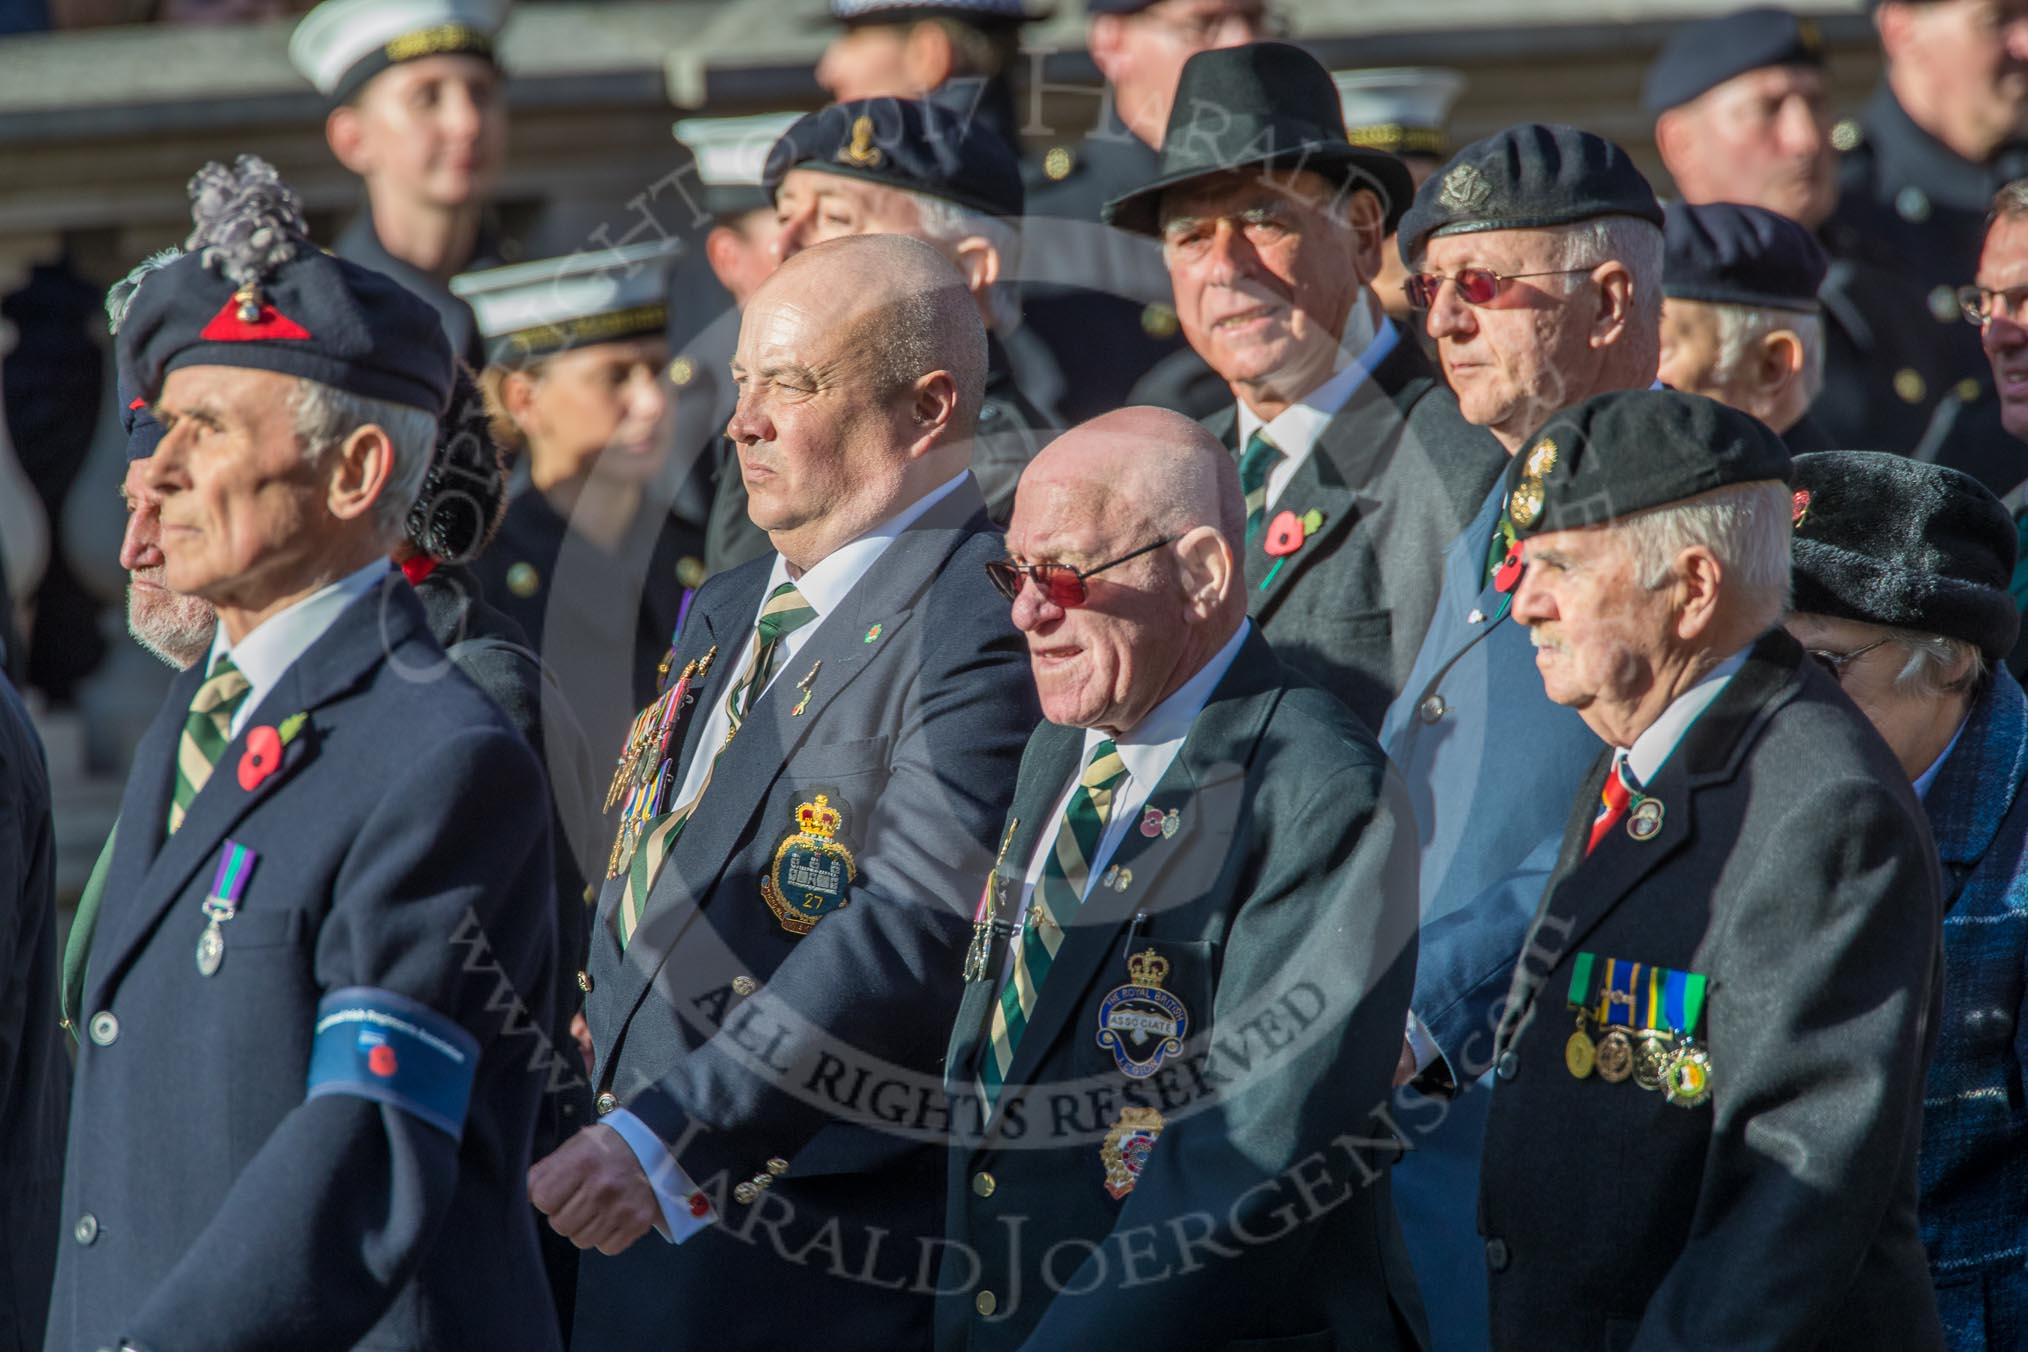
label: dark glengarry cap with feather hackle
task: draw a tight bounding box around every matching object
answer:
[118,155,456,416]
[407,361,510,564]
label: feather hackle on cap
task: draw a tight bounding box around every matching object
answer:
[104,248,184,336]
[184,155,311,294]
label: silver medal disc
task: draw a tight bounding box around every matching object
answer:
[196,922,224,976]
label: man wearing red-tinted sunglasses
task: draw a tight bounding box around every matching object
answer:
[939,405,1425,1349]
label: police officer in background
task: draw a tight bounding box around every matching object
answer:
[1658,201,1833,450]
[1824,0,2028,468]
[1482,389,1943,1351]
[758,98,1053,528]
[1021,0,1282,421]
[290,0,511,368]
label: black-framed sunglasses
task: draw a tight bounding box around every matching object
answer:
[1807,638,1892,679]
[985,537,1177,609]
[1402,266,1595,310]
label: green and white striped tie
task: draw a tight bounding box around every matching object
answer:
[168,653,252,835]
[978,739,1129,1113]
[617,581,816,948]
[1238,430,1284,539]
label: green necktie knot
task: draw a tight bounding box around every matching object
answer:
[756,582,816,645]
[1239,431,1284,537]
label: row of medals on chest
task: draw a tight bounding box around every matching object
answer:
[1565,995,1711,1109]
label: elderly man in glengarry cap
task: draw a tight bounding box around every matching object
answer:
[47,156,562,1352]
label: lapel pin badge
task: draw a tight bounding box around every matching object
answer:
[1627,798,1665,842]
[791,660,821,717]
[1139,807,1163,838]
[863,623,882,644]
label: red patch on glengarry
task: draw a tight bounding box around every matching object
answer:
[367,1044,399,1077]
[1493,545,1525,594]
[199,296,312,342]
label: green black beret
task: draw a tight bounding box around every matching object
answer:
[1507,388,1792,538]
[1397,123,1662,264]
[1790,451,2020,664]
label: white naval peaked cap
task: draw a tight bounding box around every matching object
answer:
[675,112,804,191]
[829,0,1051,21]
[290,0,509,102]
[1331,67,1467,160]
[452,237,683,367]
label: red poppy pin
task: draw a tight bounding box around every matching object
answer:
[1493,544,1525,594]
[1259,508,1326,589]
[1791,489,1812,528]
[237,711,308,792]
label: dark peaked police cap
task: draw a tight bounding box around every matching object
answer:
[1102,42,1415,238]
[1505,388,1792,540]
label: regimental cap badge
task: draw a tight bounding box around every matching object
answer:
[1438,161,1493,215]
[839,115,884,169]
[1525,438,1558,479]
[1797,16,1821,55]
[796,793,842,838]
[1126,946,1170,988]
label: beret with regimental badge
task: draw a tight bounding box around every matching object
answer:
[452,237,683,369]
[289,0,507,103]
[105,247,182,461]
[1397,123,1662,264]
[1641,6,1825,116]
[1664,201,1827,313]
[1506,388,1792,539]
[1789,451,2019,663]
[1102,42,1415,238]
[763,96,1025,219]
[119,155,455,415]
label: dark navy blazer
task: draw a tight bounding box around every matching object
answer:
[46,578,561,1352]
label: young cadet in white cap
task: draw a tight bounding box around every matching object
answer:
[456,238,699,769]
[1333,67,1466,325]
[290,0,511,367]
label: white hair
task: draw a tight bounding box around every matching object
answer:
[1614,480,1793,632]
[906,189,1023,337]
[1713,304,1826,404]
[1555,214,1666,331]
[1880,627,1988,697]
[286,379,437,544]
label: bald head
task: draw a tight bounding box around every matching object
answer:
[729,232,988,572]
[764,233,987,435]
[1005,407,1247,734]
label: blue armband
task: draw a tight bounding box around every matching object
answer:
[306,986,480,1140]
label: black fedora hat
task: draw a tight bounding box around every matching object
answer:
[1103,42,1415,238]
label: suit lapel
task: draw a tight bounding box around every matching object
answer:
[88,578,424,1005]
[606,492,991,1034]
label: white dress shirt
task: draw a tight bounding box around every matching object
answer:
[203,559,391,738]
[1913,716,1970,801]
[608,470,968,1243]
[1233,321,1398,511]
[1404,647,1747,1075]
[998,621,1252,988]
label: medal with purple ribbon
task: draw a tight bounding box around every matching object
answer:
[197,839,257,977]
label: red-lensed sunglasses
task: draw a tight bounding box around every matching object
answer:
[1401,266,1595,310]
[985,537,1176,608]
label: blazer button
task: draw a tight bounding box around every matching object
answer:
[1417,695,1447,724]
[576,970,593,994]
[74,1212,98,1245]
[88,1012,119,1047]
[732,975,757,997]
[766,1157,790,1176]
[972,1171,996,1197]
[975,1290,998,1317]
[1496,1050,1519,1081]
[1485,1237,1510,1272]
[595,1091,617,1115]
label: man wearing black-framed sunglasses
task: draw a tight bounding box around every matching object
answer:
[939,405,1426,1350]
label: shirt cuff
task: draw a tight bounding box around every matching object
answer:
[603,1107,716,1243]
[1405,1010,1443,1075]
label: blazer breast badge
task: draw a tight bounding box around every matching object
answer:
[761,794,858,936]
[1095,947,1190,1079]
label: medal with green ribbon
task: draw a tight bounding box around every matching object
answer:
[1565,953,1712,1106]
